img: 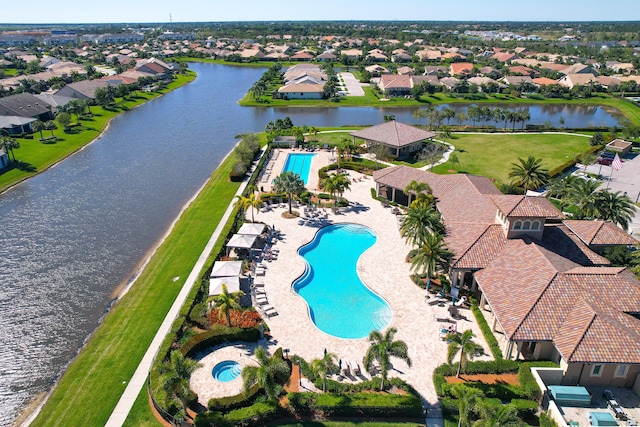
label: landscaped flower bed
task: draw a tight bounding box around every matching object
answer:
[208,308,263,329]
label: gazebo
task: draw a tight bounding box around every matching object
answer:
[210,260,243,278]
[226,233,258,258]
[209,276,241,296]
[350,120,436,159]
[237,222,266,236]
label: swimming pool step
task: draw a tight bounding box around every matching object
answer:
[371,308,392,330]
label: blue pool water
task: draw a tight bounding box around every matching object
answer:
[212,360,241,382]
[282,153,316,184]
[293,223,392,339]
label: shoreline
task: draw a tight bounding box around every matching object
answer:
[14,76,198,427]
[19,138,242,427]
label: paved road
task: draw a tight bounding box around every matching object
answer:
[583,152,640,236]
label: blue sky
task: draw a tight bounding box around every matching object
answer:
[3,0,639,24]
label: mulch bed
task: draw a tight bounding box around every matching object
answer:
[445,373,519,385]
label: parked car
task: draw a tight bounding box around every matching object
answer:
[597,150,615,165]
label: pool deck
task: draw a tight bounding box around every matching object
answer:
[259,148,335,193]
[199,163,493,408]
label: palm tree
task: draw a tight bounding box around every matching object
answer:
[594,190,636,230]
[309,126,319,142]
[403,179,432,206]
[0,132,20,161]
[400,205,444,246]
[32,120,45,139]
[450,153,460,171]
[508,156,549,193]
[566,179,600,219]
[161,350,201,422]
[44,120,57,137]
[241,346,290,400]
[545,175,579,211]
[363,327,412,391]
[331,173,351,204]
[410,232,453,292]
[473,402,522,427]
[311,351,338,392]
[450,384,485,427]
[236,193,264,223]
[272,171,305,215]
[447,329,484,378]
[207,283,244,327]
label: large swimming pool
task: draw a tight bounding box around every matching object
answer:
[282,153,316,184]
[293,223,392,339]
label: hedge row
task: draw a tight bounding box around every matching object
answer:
[208,383,261,411]
[180,324,261,357]
[230,134,261,181]
[548,145,602,177]
[519,361,559,401]
[286,391,423,419]
[471,304,503,360]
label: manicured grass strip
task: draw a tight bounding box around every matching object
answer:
[0,72,195,193]
[31,155,240,426]
[431,132,592,184]
[273,422,424,427]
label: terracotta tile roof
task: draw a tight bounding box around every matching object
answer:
[351,121,435,148]
[532,77,558,86]
[537,225,610,266]
[479,255,640,363]
[450,224,507,269]
[490,195,564,219]
[563,220,639,246]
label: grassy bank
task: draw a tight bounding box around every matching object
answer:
[0,71,195,194]
[29,106,242,427]
[431,132,592,183]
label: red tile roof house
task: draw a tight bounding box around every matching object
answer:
[449,62,474,77]
[351,121,435,159]
[378,74,413,97]
[373,165,640,388]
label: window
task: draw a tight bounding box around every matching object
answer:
[532,220,540,230]
[513,220,522,230]
[614,364,629,378]
[523,220,531,230]
[590,364,603,377]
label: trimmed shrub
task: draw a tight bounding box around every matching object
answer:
[512,398,539,418]
[208,383,261,411]
[230,161,248,182]
[194,411,232,427]
[471,304,503,359]
[224,401,279,424]
[317,192,331,199]
[519,361,558,400]
[180,324,261,357]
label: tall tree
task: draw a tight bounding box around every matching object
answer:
[160,350,201,422]
[207,283,244,327]
[363,327,412,391]
[272,171,305,215]
[566,179,600,219]
[594,190,636,230]
[311,351,338,392]
[0,132,20,161]
[403,179,432,206]
[447,329,484,378]
[236,193,263,223]
[241,346,290,400]
[472,402,521,427]
[410,232,453,292]
[450,384,485,427]
[508,156,549,192]
[32,120,45,139]
[400,205,444,246]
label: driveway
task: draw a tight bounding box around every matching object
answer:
[338,72,366,96]
[584,152,640,236]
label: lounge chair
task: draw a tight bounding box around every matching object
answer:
[350,361,361,375]
[434,313,451,322]
[265,308,278,317]
[454,296,468,307]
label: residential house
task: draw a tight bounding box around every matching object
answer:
[532,77,558,87]
[424,66,449,77]
[557,73,599,89]
[560,63,598,75]
[0,93,53,121]
[373,165,640,389]
[467,76,506,91]
[340,48,363,60]
[491,52,519,62]
[54,79,117,100]
[289,51,314,61]
[364,64,389,77]
[449,62,474,77]
[397,66,415,75]
[317,51,337,62]
[0,149,8,169]
[351,121,435,159]
[509,65,539,77]
[439,77,461,91]
[416,49,442,61]
[366,49,388,62]
[392,49,412,62]
[378,74,412,96]
[502,75,535,87]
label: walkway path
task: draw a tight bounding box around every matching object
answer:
[104,148,263,426]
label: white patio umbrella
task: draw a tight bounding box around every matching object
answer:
[226,233,258,250]
[210,260,243,278]
[209,276,241,296]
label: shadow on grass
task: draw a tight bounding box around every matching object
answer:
[0,160,37,174]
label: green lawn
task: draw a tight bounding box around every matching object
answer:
[0,72,195,193]
[271,422,424,427]
[431,132,592,184]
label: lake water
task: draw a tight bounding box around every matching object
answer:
[0,62,621,425]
